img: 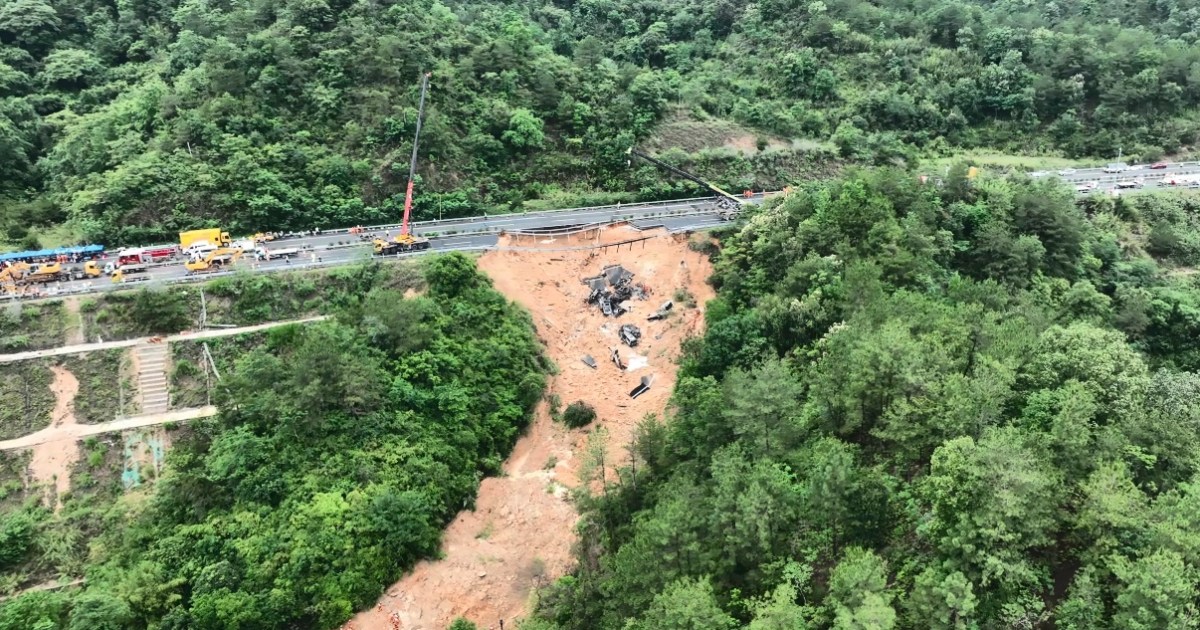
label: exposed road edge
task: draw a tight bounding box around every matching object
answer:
[0,316,327,363]
[1,406,217,451]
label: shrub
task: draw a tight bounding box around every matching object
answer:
[561,401,596,428]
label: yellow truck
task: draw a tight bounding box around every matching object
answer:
[179,228,231,252]
[185,247,243,274]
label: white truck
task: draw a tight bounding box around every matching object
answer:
[255,246,302,261]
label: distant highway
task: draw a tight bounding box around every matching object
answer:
[6,196,751,300]
[1026,160,1200,195]
[8,169,1200,302]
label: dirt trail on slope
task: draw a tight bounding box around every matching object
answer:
[345,227,715,630]
[63,298,85,346]
[29,365,80,508]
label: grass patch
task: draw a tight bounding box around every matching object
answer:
[57,349,137,423]
[0,361,55,440]
[0,451,31,510]
[170,332,268,409]
[924,151,1100,172]
[0,300,67,352]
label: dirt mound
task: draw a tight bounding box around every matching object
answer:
[30,365,81,508]
[344,227,716,629]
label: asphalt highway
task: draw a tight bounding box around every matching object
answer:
[8,172,1200,301]
[9,196,746,300]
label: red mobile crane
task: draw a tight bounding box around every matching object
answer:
[375,72,433,255]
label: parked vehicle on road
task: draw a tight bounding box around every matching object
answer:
[1151,162,1169,169]
[1058,168,1077,176]
[1104,162,1130,173]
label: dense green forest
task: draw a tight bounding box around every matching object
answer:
[4,0,1200,246]
[0,254,549,629]
[527,173,1200,628]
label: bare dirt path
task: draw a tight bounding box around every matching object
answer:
[63,297,85,346]
[29,365,81,508]
[345,227,715,630]
[1,406,216,452]
[0,316,327,364]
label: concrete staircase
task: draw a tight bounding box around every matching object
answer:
[134,343,171,415]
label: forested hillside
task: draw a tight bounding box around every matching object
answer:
[4,0,1200,245]
[528,173,1200,628]
[0,255,549,629]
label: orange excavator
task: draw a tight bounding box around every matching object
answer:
[375,72,433,256]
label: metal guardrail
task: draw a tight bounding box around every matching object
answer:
[323,194,764,237]
[1,215,736,304]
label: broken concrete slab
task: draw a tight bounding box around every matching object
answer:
[602,265,633,286]
[648,300,673,321]
[581,355,597,369]
[629,375,651,399]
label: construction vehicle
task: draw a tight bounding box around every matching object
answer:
[70,261,103,280]
[111,268,150,284]
[626,148,749,220]
[24,262,68,284]
[253,232,276,244]
[375,72,433,256]
[0,262,30,294]
[180,228,232,252]
[184,247,243,274]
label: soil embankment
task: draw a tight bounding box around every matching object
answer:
[29,365,81,508]
[346,227,715,629]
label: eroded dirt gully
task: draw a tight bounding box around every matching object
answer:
[30,365,81,509]
[345,227,716,630]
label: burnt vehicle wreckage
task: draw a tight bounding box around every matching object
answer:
[581,264,663,397]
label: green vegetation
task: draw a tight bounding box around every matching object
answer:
[5,0,1200,246]
[0,361,53,440]
[78,290,198,341]
[530,171,1200,628]
[561,401,597,429]
[57,349,135,423]
[0,433,133,599]
[0,252,547,629]
[0,301,67,352]
[78,261,424,342]
[169,333,266,409]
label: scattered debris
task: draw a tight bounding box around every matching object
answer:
[581,355,597,369]
[647,300,674,321]
[629,376,652,399]
[619,324,641,347]
[610,348,625,370]
[583,264,650,318]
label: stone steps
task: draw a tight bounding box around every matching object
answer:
[134,343,172,415]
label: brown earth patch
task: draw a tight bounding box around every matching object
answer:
[345,227,715,629]
[29,365,80,508]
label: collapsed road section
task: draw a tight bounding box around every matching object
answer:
[347,229,717,630]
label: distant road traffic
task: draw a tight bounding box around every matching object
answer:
[9,167,1200,302]
[1026,160,1200,195]
[5,196,749,300]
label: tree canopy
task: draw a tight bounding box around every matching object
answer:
[531,171,1200,629]
[4,0,1200,245]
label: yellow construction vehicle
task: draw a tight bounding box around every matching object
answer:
[253,232,276,243]
[24,262,68,284]
[184,247,243,274]
[374,232,430,255]
[375,72,433,257]
[70,261,102,280]
[0,262,30,294]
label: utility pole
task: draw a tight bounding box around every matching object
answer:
[402,72,432,235]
